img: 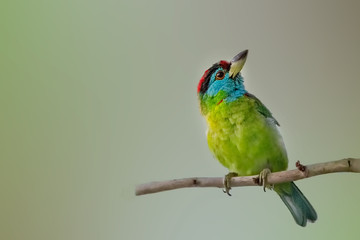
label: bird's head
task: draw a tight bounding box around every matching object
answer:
[197,50,248,115]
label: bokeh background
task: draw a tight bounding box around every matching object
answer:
[1,0,359,239]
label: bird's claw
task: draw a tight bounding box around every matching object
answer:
[258,168,273,192]
[223,172,238,196]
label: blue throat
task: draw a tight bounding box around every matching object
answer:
[205,69,246,103]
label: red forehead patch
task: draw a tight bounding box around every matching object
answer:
[219,60,230,70]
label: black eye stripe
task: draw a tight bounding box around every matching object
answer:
[199,64,220,94]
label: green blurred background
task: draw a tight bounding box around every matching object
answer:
[1,0,359,239]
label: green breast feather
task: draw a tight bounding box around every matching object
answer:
[204,92,288,175]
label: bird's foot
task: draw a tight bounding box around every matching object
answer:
[258,168,273,192]
[223,172,238,196]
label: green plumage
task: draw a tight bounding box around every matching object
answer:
[198,50,317,226]
[202,92,317,226]
[203,92,286,175]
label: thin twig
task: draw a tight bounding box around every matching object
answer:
[135,158,360,196]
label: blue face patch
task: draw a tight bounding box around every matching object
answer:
[205,68,246,102]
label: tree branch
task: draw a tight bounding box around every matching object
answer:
[135,158,360,196]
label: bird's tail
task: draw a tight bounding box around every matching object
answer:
[274,182,317,227]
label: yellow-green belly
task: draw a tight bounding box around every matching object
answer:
[206,97,288,175]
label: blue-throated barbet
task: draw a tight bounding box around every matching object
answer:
[197,50,317,227]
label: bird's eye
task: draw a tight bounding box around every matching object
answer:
[215,71,225,80]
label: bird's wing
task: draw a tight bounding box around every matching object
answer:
[245,92,280,126]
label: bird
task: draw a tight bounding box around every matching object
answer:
[197,50,317,227]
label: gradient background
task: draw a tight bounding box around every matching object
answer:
[1,1,360,239]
